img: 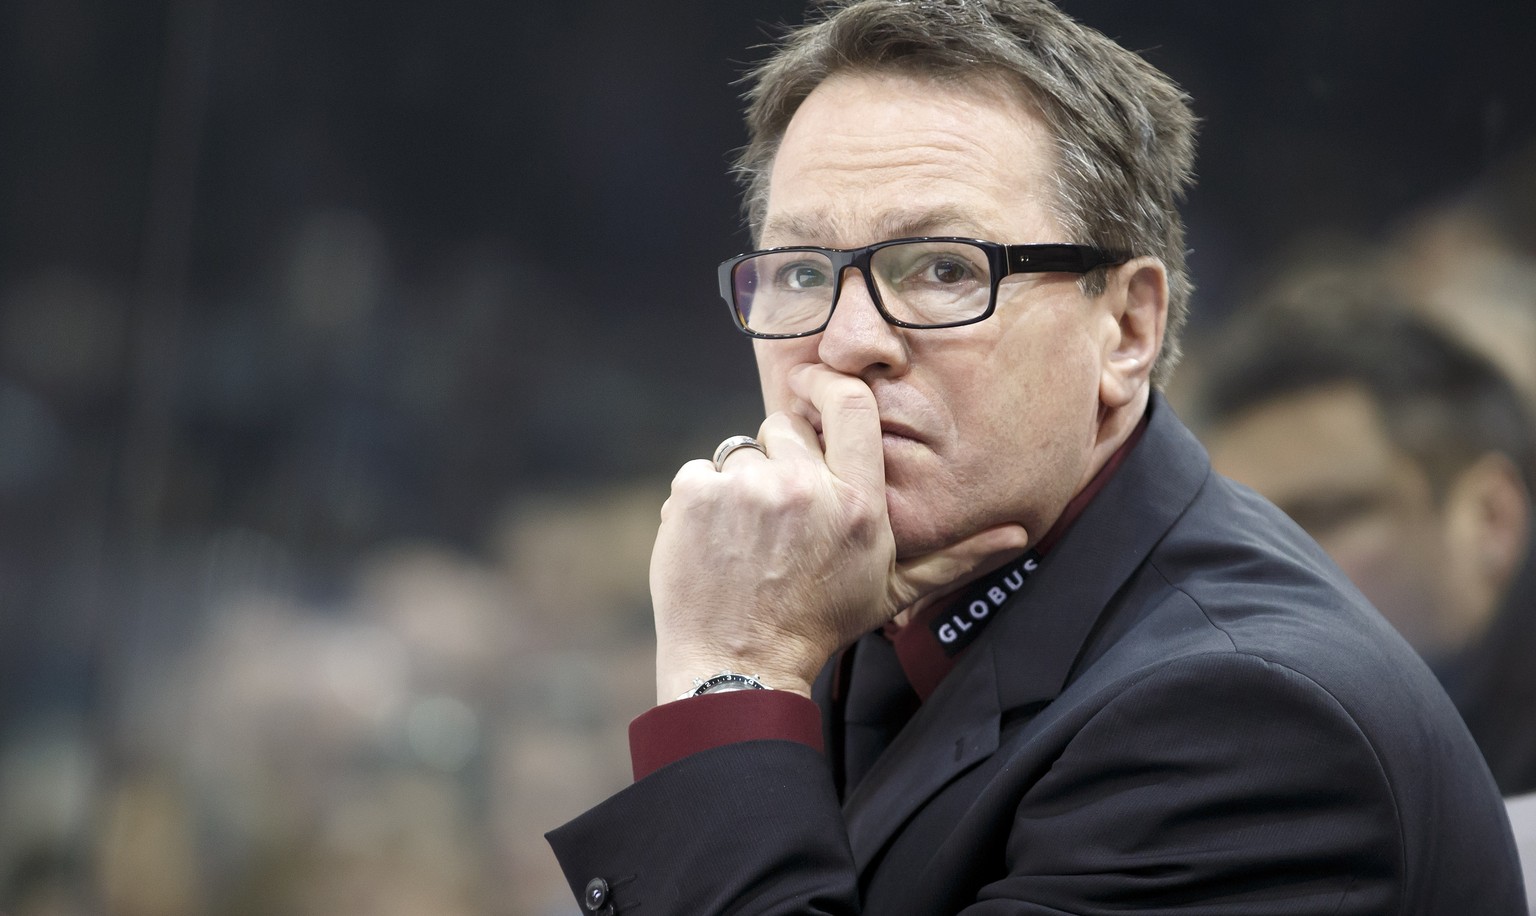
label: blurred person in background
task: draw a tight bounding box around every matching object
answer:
[1386,143,1536,412]
[544,0,1524,912]
[1194,286,1536,797]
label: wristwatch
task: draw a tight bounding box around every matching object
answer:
[676,670,769,701]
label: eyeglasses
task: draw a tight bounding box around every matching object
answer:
[717,237,1128,339]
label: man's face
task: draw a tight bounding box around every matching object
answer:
[1204,384,1467,658]
[752,70,1119,557]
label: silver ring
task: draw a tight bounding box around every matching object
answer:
[712,435,768,471]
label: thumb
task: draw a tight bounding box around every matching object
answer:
[889,524,1032,616]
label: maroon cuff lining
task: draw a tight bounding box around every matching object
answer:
[628,690,824,781]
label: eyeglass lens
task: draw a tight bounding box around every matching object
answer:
[732,240,993,335]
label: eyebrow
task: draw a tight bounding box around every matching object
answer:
[760,205,984,247]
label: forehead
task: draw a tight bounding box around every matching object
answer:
[761,69,1061,246]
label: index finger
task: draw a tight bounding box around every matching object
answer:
[787,363,885,493]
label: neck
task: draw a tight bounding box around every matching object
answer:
[1079,387,1152,494]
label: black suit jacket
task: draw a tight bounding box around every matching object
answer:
[548,396,1526,914]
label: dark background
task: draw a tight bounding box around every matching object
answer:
[0,1,1532,912]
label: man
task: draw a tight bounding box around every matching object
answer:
[1194,295,1536,796]
[547,1,1525,912]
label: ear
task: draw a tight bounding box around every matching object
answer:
[1098,257,1169,409]
[1441,452,1532,618]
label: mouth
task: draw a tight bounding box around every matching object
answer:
[879,419,926,447]
[808,420,923,449]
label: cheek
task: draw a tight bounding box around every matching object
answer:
[996,300,1102,384]
[938,337,1100,486]
[976,328,1101,431]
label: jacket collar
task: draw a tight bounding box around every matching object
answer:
[982,391,1212,712]
[841,392,1213,871]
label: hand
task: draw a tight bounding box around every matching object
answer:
[650,364,1030,702]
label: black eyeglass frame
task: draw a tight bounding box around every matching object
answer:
[716,237,1131,340]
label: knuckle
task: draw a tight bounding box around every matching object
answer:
[671,458,711,487]
[668,464,720,508]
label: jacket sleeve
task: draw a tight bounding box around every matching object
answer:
[547,652,1522,914]
[546,739,859,915]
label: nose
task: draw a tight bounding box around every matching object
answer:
[815,266,911,378]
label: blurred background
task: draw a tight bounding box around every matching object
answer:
[1,1,1533,913]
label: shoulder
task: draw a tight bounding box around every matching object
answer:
[1121,485,1472,784]
[1004,647,1521,915]
[1041,487,1523,911]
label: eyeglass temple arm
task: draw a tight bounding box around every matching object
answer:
[1004,244,1128,274]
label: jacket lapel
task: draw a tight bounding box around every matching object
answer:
[985,394,1212,710]
[842,642,1001,871]
[839,394,1213,875]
